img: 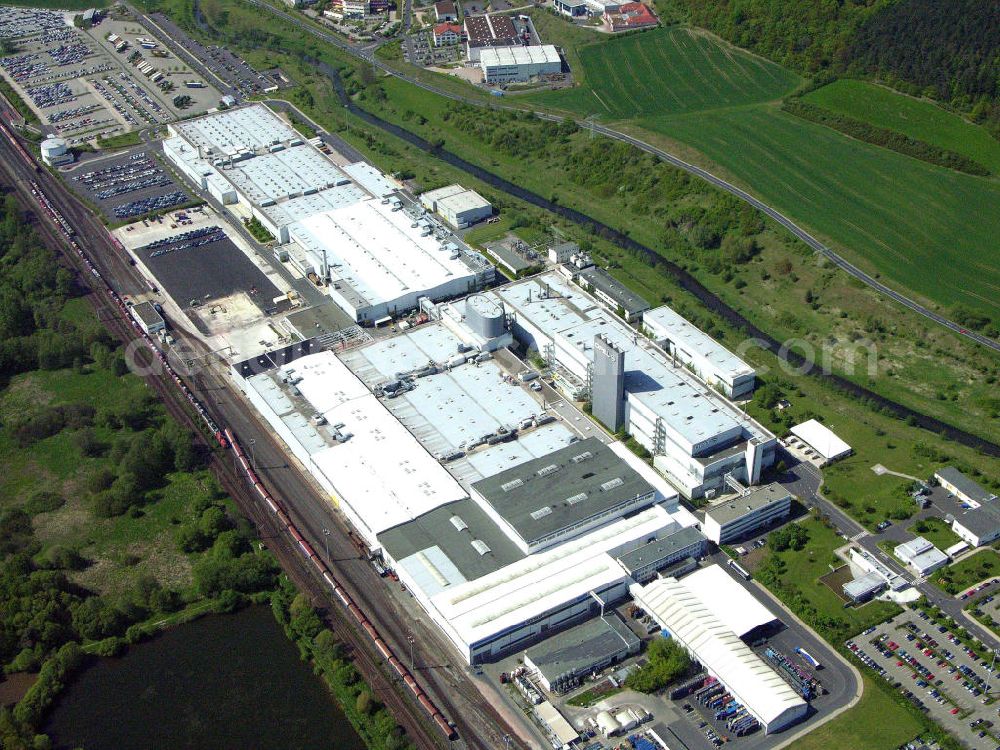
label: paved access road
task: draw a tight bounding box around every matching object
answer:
[233,0,1000,354]
[780,454,1000,653]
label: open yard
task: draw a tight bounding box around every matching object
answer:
[756,518,901,643]
[907,517,961,551]
[931,549,1000,596]
[642,105,1000,319]
[803,79,1000,175]
[526,26,800,119]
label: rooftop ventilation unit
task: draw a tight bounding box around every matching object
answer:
[471,539,491,556]
[571,451,593,463]
[501,478,524,492]
[449,515,469,532]
[565,492,588,506]
[600,477,624,492]
[530,506,553,521]
[536,464,560,478]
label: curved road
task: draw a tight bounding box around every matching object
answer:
[240,0,1000,354]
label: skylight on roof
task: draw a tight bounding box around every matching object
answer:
[501,478,524,492]
[449,515,468,532]
[530,506,553,521]
[470,539,491,556]
[566,493,588,506]
[600,477,624,492]
[571,451,593,463]
[536,464,560,478]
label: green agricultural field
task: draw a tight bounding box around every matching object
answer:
[525,26,800,119]
[641,106,1000,319]
[804,80,1000,175]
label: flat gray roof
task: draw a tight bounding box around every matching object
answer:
[953,502,1000,537]
[843,571,884,599]
[576,266,650,316]
[131,301,163,327]
[937,467,994,505]
[704,483,790,526]
[377,497,525,581]
[486,242,532,274]
[471,437,654,547]
[524,615,639,682]
[616,526,706,573]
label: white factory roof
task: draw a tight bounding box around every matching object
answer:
[437,188,490,215]
[342,161,401,197]
[790,419,852,461]
[265,351,468,538]
[172,104,297,156]
[632,577,806,728]
[421,184,467,205]
[480,44,561,67]
[642,305,754,382]
[432,505,675,648]
[677,564,777,637]
[341,324,550,458]
[491,273,761,448]
[290,199,474,309]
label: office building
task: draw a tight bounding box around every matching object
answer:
[701,484,792,544]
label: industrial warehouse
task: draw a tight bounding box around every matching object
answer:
[138,101,838,745]
[163,104,494,322]
[487,271,777,499]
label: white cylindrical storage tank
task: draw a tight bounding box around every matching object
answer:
[466,294,505,339]
[41,136,68,160]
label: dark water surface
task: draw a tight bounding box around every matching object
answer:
[45,605,364,750]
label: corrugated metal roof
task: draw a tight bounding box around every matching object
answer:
[632,576,805,728]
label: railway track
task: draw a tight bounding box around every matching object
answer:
[0,119,523,750]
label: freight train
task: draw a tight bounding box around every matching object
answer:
[0,118,39,173]
[17,153,457,744]
[225,427,458,742]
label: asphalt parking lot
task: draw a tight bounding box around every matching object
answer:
[133,225,281,311]
[849,612,1000,749]
[147,13,292,98]
[63,147,191,221]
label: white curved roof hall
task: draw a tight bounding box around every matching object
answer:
[631,577,806,733]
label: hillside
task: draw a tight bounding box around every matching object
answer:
[660,0,1000,130]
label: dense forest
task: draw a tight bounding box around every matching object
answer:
[662,0,1000,128]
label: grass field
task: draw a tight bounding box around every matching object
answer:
[931,549,1000,595]
[908,518,961,551]
[792,675,922,750]
[525,26,800,118]
[762,518,901,639]
[641,105,1000,319]
[803,80,1000,175]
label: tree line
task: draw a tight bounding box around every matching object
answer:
[0,190,278,749]
[663,0,1000,133]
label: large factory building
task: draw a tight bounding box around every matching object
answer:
[488,272,776,499]
[163,104,493,323]
[232,310,706,665]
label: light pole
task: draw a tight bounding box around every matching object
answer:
[248,437,257,474]
[986,649,999,694]
[408,632,415,671]
[322,527,330,561]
